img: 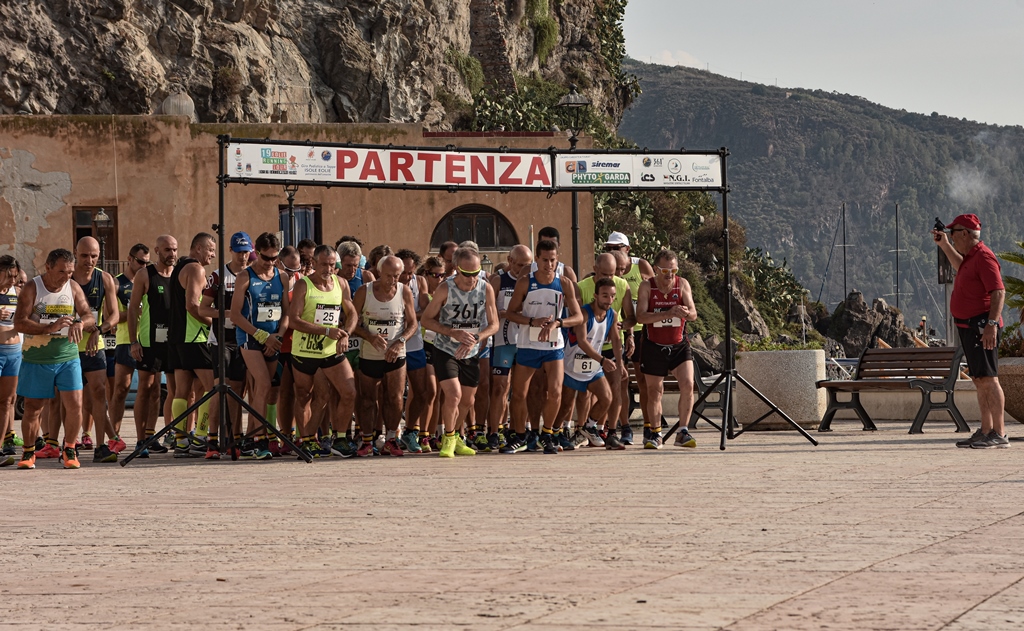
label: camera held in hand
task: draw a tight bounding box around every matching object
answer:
[933,217,945,242]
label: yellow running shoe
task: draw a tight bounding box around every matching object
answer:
[438,434,456,458]
[454,436,476,456]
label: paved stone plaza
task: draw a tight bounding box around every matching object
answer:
[2,416,1022,630]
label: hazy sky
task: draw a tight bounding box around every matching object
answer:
[623,0,1024,128]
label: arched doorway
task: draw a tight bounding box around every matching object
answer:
[429,205,519,252]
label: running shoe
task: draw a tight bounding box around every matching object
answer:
[17,453,35,469]
[34,436,45,451]
[419,435,432,453]
[644,433,663,450]
[108,437,127,454]
[80,434,94,451]
[205,447,221,460]
[162,432,175,448]
[374,434,386,453]
[0,453,15,467]
[438,434,456,458]
[134,441,150,458]
[572,429,588,449]
[173,438,192,458]
[267,440,282,457]
[497,429,508,450]
[621,422,635,444]
[499,433,527,454]
[240,439,258,459]
[454,436,476,456]
[92,445,118,463]
[643,426,651,442]
[540,432,559,454]
[557,430,575,452]
[355,441,374,457]
[428,436,441,452]
[253,439,273,460]
[62,446,81,469]
[187,436,208,457]
[580,425,604,448]
[673,429,697,449]
[382,438,405,457]
[36,444,61,459]
[12,433,24,447]
[1,442,15,457]
[605,432,626,450]
[525,430,540,452]
[485,432,500,453]
[473,432,490,453]
[330,437,356,458]
[971,431,1011,449]
[401,430,422,453]
[148,440,169,454]
[956,428,986,448]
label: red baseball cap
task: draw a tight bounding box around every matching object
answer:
[946,214,981,231]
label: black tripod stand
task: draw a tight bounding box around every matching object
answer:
[122,136,311,465]
[660,149,818,450]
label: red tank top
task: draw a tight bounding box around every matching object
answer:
[644,276,685,345]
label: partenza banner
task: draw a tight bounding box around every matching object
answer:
[553,153,723,189]
[227,144,553,189]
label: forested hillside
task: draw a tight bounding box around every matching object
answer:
[618,59,1024,331]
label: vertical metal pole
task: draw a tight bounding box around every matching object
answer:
[99,236,106,274]
[842,202,847,300]
[569,134,579,273]
[895,202,900,309]
[719,148,732,449]
[217,135,229,444]
[287,187,298,247]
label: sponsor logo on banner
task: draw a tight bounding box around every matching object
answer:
[692,174,717,183]
[571,172,630,185]
[235,147,242,158]
[642,157,663,168]
[692,162,711,171]
[245,163,251,174]
[663,174,689,183]
[307,149,315,159]
[668,159,682,174]
[590,160,622,169]
[641,173,655,182]
[235,162,242,173]
[565,161,576,173]
[321,150,332,161]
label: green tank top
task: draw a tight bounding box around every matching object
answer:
[23,276,79,365]
[622,258,645,332]
[292,276,345,359]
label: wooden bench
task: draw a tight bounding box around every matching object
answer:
[816,346,968,434]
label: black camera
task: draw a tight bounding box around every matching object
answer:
[933,217,945,232]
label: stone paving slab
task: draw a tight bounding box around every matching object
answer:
[1,417,1022,629]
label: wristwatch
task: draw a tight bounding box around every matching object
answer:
[396,335,407,344]
[986,319,999,327]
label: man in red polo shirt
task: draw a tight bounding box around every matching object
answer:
[932,213,1008,448]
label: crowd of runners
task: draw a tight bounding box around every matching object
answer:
[0,225,701,469]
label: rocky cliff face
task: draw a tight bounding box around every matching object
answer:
[824,290,917,357]
[0,0,626,128]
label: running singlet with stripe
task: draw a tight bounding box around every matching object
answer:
[644,276,686,346]
[622,257,645,333]
[563,304,616,382]
[293,276,344,359]
[360,281,406,361]
[0,286,17,328]
[280,271,300,354]
[236,267,285,346]
[405,277,424,353]
[23,276,78,364]
[517,272,566,351]
[138,264,171,348]
[433,276,487,358]
[205,265,239,346]
[169,257,209,344]
[76,268,106,352]
[494,270,520,347]
[577,275,629,351]
[114,272,133,346]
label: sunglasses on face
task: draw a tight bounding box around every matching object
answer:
[657,266,678,276]
[427,272,445,279]
[259,252,280,262]
[604,245,623,252]
[132,256,150,265]
[458,267,482,278]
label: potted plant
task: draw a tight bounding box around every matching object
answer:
[734,338,826,431]
[997,241,1024,423]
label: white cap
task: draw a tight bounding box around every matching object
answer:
[605,231,630,247]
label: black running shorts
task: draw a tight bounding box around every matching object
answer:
[432,346,480,387]
[639,336,692,378]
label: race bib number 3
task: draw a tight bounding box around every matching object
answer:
[314,304,340,326]
[257,305,281,323]
[573,353,598,375]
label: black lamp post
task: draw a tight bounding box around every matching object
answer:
[93,207,112,273]
[284,184,299,247]
[556,84,591,272]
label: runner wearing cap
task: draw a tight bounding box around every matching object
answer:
[603,231,655,444]
[932,214,1009,448]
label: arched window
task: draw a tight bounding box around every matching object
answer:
[429,205,518,250]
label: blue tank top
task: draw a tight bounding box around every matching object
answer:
[236,267,285,346]
[348,267,364,297]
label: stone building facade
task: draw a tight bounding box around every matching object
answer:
[0,116,594,276]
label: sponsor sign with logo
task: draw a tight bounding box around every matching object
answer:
[553,153,722,189]
[227,144,552,189]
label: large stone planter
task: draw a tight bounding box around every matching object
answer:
[735,349,825,430]
[1000,357,1024,423]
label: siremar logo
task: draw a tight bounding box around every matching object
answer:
[321,150,332,161]
[591,161,621,169]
